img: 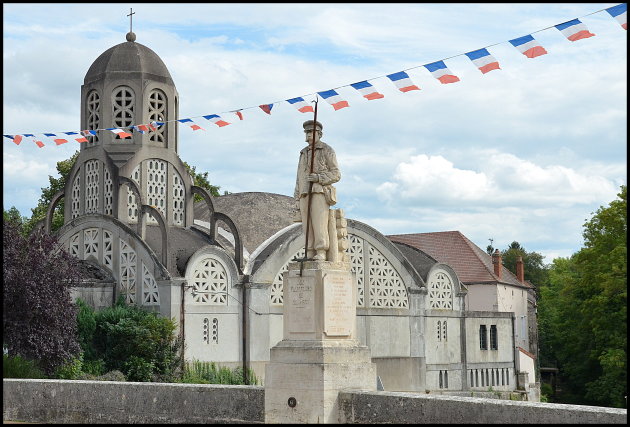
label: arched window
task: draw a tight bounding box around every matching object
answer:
[84,160,100,214]
[86,90,100,145]
[428,271,453,309]
[191,256,229,305]
[146,159,167,224]
[172,169,185,226]
[112,86,134,132]
[148,89,166,144]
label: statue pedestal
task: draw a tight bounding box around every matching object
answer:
[264,261,376,424]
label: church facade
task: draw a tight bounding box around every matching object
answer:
[48,31,538,399]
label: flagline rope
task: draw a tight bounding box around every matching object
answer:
[4,3,626,140]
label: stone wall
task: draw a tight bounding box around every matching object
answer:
[4,379,626,424]
[338,390,627,424]
[3,379,264,424]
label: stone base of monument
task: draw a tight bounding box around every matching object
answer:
[264,261,376,424]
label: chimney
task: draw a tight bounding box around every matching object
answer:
[492,249,502,279]
[516,256,525,283]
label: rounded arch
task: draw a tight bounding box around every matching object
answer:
[56,214,170,307]
[247,219,425,310]
[45,190,65,234]
[184,245,241,306]
[425,263,467,312]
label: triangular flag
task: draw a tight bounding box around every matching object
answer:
[202,114,231,127]
[259,104,274,115]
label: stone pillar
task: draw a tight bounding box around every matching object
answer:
[264,260,376,423]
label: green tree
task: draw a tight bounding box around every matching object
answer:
[538,185,626,408]
[22,151,79,235]
[3,206,27,234]
[183,161,221,200]
[501,241,549,288]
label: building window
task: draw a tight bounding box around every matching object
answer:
[490,325,498,350]
[443,320,447,341]
[428,271,453,309]
[112,86,135,131]
[148,89,166,144]
[203,318,209,344]
[191,256,229,305]
[212,318,219,344]
[437,320,441,341]
[86,90,100,145]
[479,325,488,350]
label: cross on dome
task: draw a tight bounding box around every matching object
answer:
[126,8,136,42]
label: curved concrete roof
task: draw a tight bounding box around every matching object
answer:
[84,40,174,85]
[193,192,297,254]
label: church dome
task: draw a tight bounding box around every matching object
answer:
[84,38,174,85]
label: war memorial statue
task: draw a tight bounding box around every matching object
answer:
[264,118,375,423]
[294,119,350,264]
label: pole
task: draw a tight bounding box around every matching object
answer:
[300,97,319,276]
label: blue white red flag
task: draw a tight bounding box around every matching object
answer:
[82,129,98,137]
[133,125,150,134]
[286,97,314,113]
[350,81,384,100]
[234,110,244,120]
[386,71,420,92]
[318,89,349,110]
[203,114,231,127]
[63,131,88,143]
[4,134,22,145]
[606,4,627,30]
[44,133,69,145]
[259,104,274,115]
[23,134,45,148]
[425,60,460,84]
[465,48,501,74]
[509,35,548,58]
[179,118,205,131]
[555,19,595,41]
[150,121,164,131]
[107,128,132,139]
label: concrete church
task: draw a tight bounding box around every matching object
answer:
[46,29,539,400]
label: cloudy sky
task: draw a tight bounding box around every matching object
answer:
[3,3,627,262]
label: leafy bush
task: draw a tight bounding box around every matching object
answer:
[54,353,84,379]
[77,297,182,382]
[3,354,46,379]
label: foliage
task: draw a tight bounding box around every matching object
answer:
[501,241,549,288]
[540,382,554,403]
[78,297,182,382]
[183,161,228,200]
[3,221,82,375]
[3,206,27,235]
[54,353,84,380]
[76,298,98,361]
[178,360,259,385]
[22,151,79,236]
[538,185,626,408]
[3,353,47,379]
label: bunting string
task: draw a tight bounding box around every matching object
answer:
[4,3,627,147]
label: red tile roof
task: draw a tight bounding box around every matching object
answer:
[388,231,532,289]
